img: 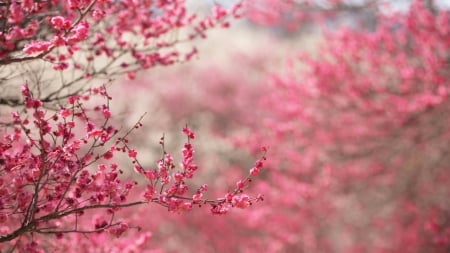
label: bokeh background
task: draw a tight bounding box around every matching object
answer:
[95,1,450,252]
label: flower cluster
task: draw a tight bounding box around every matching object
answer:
[0,0,242,75]
[0,85,266,251]
[122,124,267,215]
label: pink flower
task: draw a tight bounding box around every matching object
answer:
[174,172,184,182]
[91,9,106,21]
[181,202,193,211]
[67,0,79,9]
[98,164,107,171]
[144,185,155,200]
[211,204,229,215]
[134,165,143,173]
[128,149,137,158]
[232,194,250,209]
[254,159,264,168]
[102,108,111,118]
[225,193,233,202]
[8,2,23,24]
[250,167,260,176]
[21,84,30,97]
[182,127,195,139]
[144,170,157,180]
[192,193,202,201]
[23,41,51,54]
[87,129,103,138]
[236,180,245,189]
[71,21,89,42]
[103,151,113,159]
[126,71,136,80]
[199,184,208,192]
[109,222,129,238]
[53,62,69,71]
[212,5,228,20]
[68,96,77,104]
[50,16,70,30]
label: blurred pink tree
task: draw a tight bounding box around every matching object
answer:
[132,0,450,252]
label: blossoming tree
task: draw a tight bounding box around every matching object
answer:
[0,1,268,252]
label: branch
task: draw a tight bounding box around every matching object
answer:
[0,200,148,243]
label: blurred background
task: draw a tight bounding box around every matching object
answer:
[104,0,450,252]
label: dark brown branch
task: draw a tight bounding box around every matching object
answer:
[0,200,148,243]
